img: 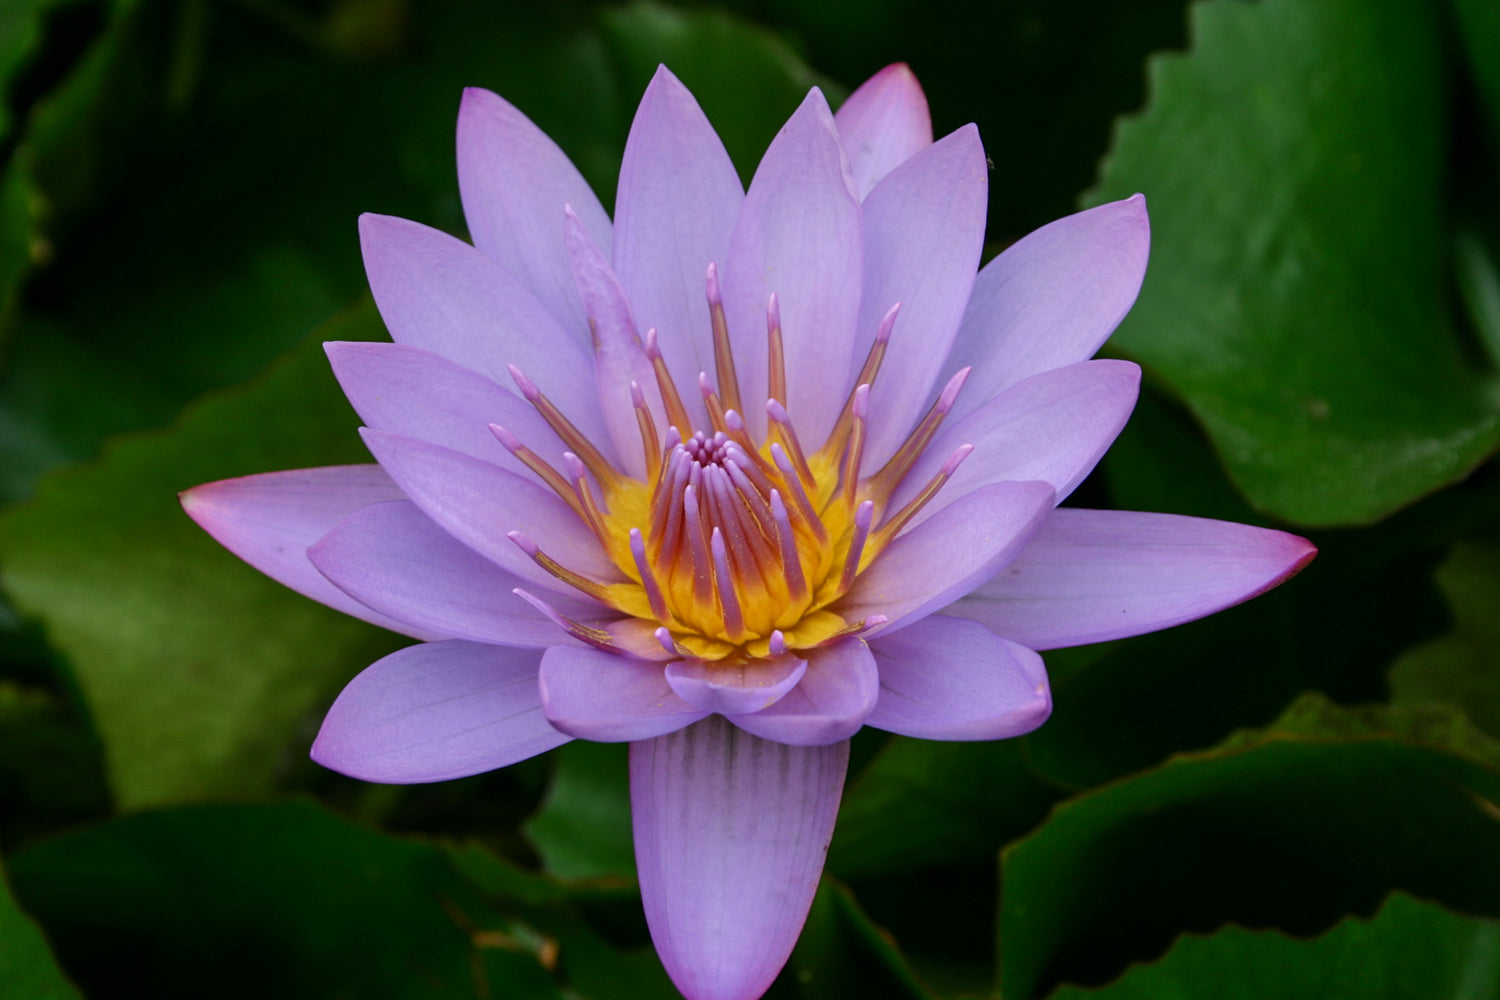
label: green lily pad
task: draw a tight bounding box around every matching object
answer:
[0,305,400,809]
[1048,892,1500,1000]
[998,695,1500,1000]
[1089,0,1500,526]
[0,861,80,1000]
[524,740,635,881]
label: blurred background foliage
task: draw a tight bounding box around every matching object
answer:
[1,0,1499,996]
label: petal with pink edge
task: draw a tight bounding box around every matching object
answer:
[855,125,987,467]
[455,86,612,336]
[834,63,933,199]
[326,341,567,476]
[539,646,707,741]
[311,640,566,783]
[888,359,1140,529]
[180,465,436,639]
[631,716,848,1000]
[728,637,878,746]
[614,66,742,416]
[951,508,1317,650]
[722,88,862,443]
[359,430,620,598]
[309,500,604,648]
[358,214,609,452]
[664,655,807,716]
[947,195,1150,423]
[839,480,1055,633]
[866,615,1050,740]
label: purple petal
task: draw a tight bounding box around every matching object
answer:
[326,341,568,475]
[359,430,618,597]
[614,66,743,414]
[564,209,661,480]
[664,654,808,716]
[309,499,604,647]
[538,646,707,741]
[728,637,878,746]
[180,465,435,638]
[311,640,567,783]
[951,508,1317,650]
[455,87,612,335]
[888,359,1140,529]
[866,615,1050,740]
[838,480,1055,632]
[722,89,862,443]
[834,63,933,199]
[358,213,610,453]
[632,716,848,1000]
[856,125,987,467]
[947,195,1150,423]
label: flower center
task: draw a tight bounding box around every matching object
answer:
[497,267,971,663]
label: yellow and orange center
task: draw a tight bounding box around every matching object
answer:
[499,271,970,664]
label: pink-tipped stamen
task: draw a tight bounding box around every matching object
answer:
[507,531,612,603]
[869,366,971,497]
[769,442,827,543]
[643,327,695,437]
[872,443,974,548]
[630,380,662,480]
[513,587,619,653]
[681,483,714,605]
[563,451,610,541]
[629,528,670,622]
[710,527,745,637]
[506,364,618,488]
[767,293,787,407]
[840,383,871,507]
[838,500,876,594]
[489,424,584,519]
[769,489,810,602]
[706,262,743,415]
[767,398,815,485]
[769,630,788,657]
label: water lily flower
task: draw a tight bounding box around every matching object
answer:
[181,63,1314,1000]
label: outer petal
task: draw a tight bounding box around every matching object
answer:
[727,637,879,746]
[834,63,933,199]
[722,88,862,442]
[309,500,604,647]
[565,208,661,479]
[326,341,568,476]
[455,86,612,336]
[865,615,1050,739]
[856,125,988,467]
[614,65,743,416]
[947,195,1150,423]
[311,640,567,783]
[538,646,707,741]
[631,716,849,1000]
[838,480,1055,633]
[360,430,620,597]
[664,655,808,716]
[952,508,1317,650]
[888,359,1140,529]
[358,214,610,453]
[180,465,435,639]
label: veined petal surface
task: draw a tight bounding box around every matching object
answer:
[180,465,435,638]
[947,195,1149,423]
[455,86,613,336]
[866,615,1050,740]
[664,655,808,716]
[539,645,707,741]
[727,637,879,746]
[952,508,1317,650]
[311,640,566,783]
[631,716,848,1000]
[834,63,933,199]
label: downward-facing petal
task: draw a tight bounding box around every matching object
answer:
[839,480,1055,633]
[951,508,1317,649]
[539,646,706,741]
[455,86,612,336]
[664,655,807,716]
[358,214,609,452]
[309,500,603,647]
[866,615,1050,739]
[180,466,434,638]
[722,89,862,442]
[360,430,619,597]
[947,195,1149,422]
[631,716,848,1000]
[834,63,933,199]
[311,640,566,783]
[614,66,743,410]
[727,637,879,746]
[888,359,1140,529]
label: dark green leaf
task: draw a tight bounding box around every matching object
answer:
[0,860,80,1000]
[1048,893,1500,1000]
[998,695,1500,1000]
[524,740,635,881]
[1089,0,1500,526]
[1452,0,1500,142]
[0,305,400,808]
